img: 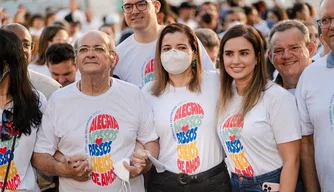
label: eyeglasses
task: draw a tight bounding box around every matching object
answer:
[122,0,150,14]
[1,110,14,141]
[22,42,34,51]
[75,46,115,56]
[317,17,334,29]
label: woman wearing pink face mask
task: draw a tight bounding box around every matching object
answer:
[142,23,231,192]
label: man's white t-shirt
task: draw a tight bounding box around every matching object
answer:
[28,63,51,77]
[296,53,334,191]
[115,34,216,88]
[217,82,301,176]
[0,91,46,191]
[142,71,223,174]
[34,78,158,192]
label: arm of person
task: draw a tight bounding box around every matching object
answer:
[33,104,91,181]
[124,91,160,178]
[301,135,320,192]
[32,152,91,181]
[269,86,302,191]
[295,74,320,191]
[278,140,300,192]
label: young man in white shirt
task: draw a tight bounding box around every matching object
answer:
[115,0,215,88]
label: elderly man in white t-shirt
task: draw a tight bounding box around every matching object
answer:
[32,30,159,192]
[296,0,334,191]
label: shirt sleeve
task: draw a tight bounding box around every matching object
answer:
[34,102,59,155]
[136,90,158,145]
[269,92,302,144]
[296,72,314,136]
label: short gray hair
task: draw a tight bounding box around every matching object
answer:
[268,19,310,49]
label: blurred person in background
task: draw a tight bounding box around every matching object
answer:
[243,5,270,36]
[219,7,247,38]
[197,2,224,34]
[45,12,57,27]
[303,21,320,55]
[195,28,220,66]
[289,2,310,22]
[81,8,102,32]
[157,0,177,25]
[31,34,40,61]
[177,2,197,29]
[264,6,288,29]
[99,24,116,41]
[29,14,45,36]
[29,25,69,77]
[46,43,77,87]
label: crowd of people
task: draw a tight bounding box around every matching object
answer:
[0,0,333,191]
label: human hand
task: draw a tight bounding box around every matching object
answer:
[123,149,151,178]
[60,154,92,182]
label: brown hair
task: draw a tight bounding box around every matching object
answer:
[218,24,267,118]
[151,23,202,96]
[34,25,68,65]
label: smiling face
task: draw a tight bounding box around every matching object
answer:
[122,0,160,32]
[223,36,257,85]
[268,27,310,79]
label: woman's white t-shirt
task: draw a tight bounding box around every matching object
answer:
[217,82,301,176]
[142,71,223,174]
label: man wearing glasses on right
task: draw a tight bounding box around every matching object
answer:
[296,0,334,191]
[115,0,215,88]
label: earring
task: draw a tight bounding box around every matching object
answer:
[192,60,197,67]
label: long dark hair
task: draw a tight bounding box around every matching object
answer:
[0,29,43,136]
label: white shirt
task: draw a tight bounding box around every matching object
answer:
[0,91,46,191]
[34,79,158,192]
[218,82,301,176]
[28,63,51,77]
[115,34,216,88]
[296,53,334,190]
[142,71,223,174]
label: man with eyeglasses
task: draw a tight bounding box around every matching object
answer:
[33,30,159,192]
[115,0,215,88]
[2,23,61,100]
[296,0,334,191]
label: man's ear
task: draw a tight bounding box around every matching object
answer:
[153,0,161,13]
[307,41,316,57]
[112,53,119,68]
[156,12,165,25]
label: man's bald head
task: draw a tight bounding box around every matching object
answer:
[3,23,34,63]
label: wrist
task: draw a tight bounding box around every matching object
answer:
[55,161,69,178]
